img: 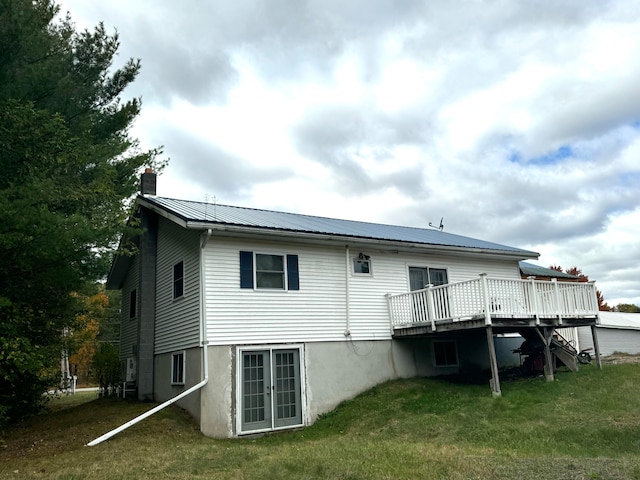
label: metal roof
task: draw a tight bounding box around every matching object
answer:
[519,261,578,279]
[141,196,538,256]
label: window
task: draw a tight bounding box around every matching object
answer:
[434,341,458,367]
[173,261,184,299]
[256,254,285,289]
[129,289,137,319]
[428,268,448,286]
[171,351,185,385]
[409,267,448,290]
[239,251,299,290]
[352,253,371,275]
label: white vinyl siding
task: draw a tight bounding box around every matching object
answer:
[205,239,346,345]
[204,237,522,346]
[120,255,140,362]
[155,218,201,354]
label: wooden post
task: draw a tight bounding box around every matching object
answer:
[590,324,603,370]
[486,325,501,397]
[528,276,540,325]
[552,278,563,325]
[542,327,555,382]
[426,284,436,332]
[479,273,492,326]
[534,327,555,382]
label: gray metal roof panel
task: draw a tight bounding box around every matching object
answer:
[142,196,537,256]
[519,261,578,279]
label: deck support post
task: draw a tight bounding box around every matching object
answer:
[534,327,555,382]
[590,324,603,370]
[542,327,555,382]
[485,325,501,397]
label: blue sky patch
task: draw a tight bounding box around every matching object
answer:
[510,145,575,165]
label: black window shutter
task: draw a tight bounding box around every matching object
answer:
[239,251,254,288]
[287,254,299,290]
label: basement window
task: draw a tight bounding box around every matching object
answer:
[171,351,185,385]
[434,341,458,367]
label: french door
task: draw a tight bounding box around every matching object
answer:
[240,348,302,433]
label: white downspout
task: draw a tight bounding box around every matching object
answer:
[344,245,351,337]
[87,228,213,446]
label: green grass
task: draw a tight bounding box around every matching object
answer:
[1,364,640,479]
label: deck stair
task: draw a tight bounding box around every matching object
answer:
[550,331,579,372]
[518,329,579,372]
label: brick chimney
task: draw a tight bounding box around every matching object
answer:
[140,167,157,195]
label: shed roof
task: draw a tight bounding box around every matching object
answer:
[598,312,640,330]
[519,261,579,279]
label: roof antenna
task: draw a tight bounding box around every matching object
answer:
[204,194,217,220]
[429,217,444,231]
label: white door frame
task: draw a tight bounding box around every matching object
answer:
[235,344,307,435]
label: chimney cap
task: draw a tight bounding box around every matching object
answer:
[140,168,157,195]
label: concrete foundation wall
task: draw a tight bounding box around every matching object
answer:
[304,340,417,423]
[154,347,203,424]
[195,334,525,438]
[200,345,235,438]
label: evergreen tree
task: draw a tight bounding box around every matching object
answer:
[0,0,163,426]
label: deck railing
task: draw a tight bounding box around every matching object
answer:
[387,275,599,331]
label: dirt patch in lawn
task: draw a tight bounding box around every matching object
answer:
[602,353,640,364]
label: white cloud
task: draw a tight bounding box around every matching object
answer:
[59,0,640,306]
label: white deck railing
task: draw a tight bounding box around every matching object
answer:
[387,274,599,331]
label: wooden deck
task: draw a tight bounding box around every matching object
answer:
[387,275,602,396]
[392,314,599,337]
[387,274,600,335]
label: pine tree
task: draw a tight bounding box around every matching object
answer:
[0,0,163,426]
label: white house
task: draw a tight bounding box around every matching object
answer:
[105,170,601,439]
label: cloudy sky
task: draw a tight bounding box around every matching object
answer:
[59,0,639,307]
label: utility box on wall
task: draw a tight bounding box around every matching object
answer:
[126,357,137,382]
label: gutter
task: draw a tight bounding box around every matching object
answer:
[87,228,213,446]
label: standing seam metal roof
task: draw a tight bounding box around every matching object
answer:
[142,196,538,256]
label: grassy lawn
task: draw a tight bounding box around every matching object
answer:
[1,364,639,479]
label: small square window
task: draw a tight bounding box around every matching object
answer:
[353,256,371,275]
[434,341,458,367]
[171,352,185,385]
[173,261,184,299]
[129,289,137,319]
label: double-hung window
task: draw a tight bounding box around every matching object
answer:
[255,254,285,289]
[240,251,299,290]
